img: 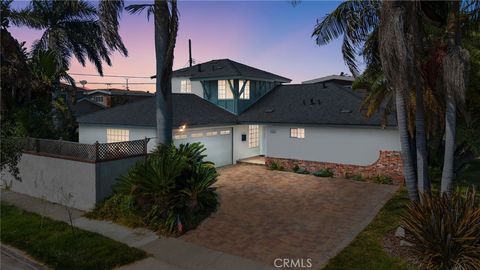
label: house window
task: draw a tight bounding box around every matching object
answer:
[191,132,204,138]
[220,130,231,135]
[180,80,191,93]
[239,80,250,99]
[206,131,218,136]
[107,129,129,143]
[93,96,104,103]
[248,125,259,148]
[218,80,234,100]
[174,134,187,140]
[290,128,305,139]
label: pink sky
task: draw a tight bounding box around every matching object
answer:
[10,1,349,92]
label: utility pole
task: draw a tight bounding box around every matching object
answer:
[189,39,193,67]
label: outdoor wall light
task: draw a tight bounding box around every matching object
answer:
[179,124,187,132]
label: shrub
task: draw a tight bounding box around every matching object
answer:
[293,165,309,174]
[402,188,480,270]
[269,162,285,171]
[346,174,364,181]
[87,194,143,227]
[91,143,219,235]
[372,175,393,185]
[313,168,334,177]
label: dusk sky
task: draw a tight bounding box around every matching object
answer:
[10,0,349,92]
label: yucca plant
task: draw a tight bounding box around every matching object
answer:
[180,164,219,212]
[402,188,480,270]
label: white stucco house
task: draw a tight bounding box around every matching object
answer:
[77,59,404,180]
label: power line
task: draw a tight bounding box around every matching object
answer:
[70,73,153,79]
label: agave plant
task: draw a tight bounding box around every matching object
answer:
[402,188,480,270]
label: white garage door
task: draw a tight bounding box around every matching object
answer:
[173,127,233,167]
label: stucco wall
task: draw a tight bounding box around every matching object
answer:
[233,125,262,162]
[1,153,97,210]
[265,125,400,166]
[171,77,203,97]
[0,153,146,210]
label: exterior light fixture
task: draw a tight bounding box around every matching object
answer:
[179,124,187,132]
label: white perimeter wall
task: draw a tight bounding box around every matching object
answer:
[1,153,97,210]
[264,125,400,166]
[172,77,203,98]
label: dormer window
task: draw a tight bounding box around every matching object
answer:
[239,80,250,100]
[180,80,191,93]
[218,80,234,100]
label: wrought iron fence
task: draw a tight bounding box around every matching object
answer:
[14,137,150,162]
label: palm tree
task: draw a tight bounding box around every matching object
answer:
[312,0,420,200]
[11,0,127,76]
[123,0,179,144]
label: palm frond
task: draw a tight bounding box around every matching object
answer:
[98,0,128,56]
[125,4,154,21]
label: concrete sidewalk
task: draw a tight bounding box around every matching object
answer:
[1,191,273,270]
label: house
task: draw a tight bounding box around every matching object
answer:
[80,88,153,108]
[302,74,355,86]
[77,59,403,180]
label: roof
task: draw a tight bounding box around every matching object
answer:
[172,59,291,83]
[71,99,106,117]
[238,83,396,127]
[85,89,153,96]
[77,93,237,128]
[302,75,355,84]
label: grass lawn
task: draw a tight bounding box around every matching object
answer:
[0,203,146,270]
[323,188,416,270]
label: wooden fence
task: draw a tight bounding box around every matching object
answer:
[14,137,150,162]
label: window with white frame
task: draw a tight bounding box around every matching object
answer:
[107,129,129,143]
[191,132,204,138]
[239,80,250,99]
[206,131,218,136]
[290,128,305,139]
[220,130,231,135]
[180,80,191,93]
[218,80,234,100]
[248,125,259,148]
[174,134,187,140]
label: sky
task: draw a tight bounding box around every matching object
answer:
[9,0,349,92]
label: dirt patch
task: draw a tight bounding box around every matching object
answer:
[383,229,419,267]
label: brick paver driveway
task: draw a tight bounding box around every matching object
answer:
[181,164,398,269]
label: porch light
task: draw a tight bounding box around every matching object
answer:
[179,124,187,132]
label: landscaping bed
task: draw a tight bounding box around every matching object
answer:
[0,203,146,270]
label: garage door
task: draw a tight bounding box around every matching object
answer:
[173,127,233,167]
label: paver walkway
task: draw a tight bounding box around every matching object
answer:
[182,164,398,269]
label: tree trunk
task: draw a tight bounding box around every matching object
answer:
[440,1,470,194]
[396,90,420,201]
[441,93,456,194]
[154,1,173,145]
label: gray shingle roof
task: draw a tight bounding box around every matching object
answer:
[238,83,396,127]
[77,93,238,128]
[172,59,291,83]
[71,99,105,117]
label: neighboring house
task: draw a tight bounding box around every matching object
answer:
[77,59,403,180]
[82,88,153,108]
[302,74,355,86]
[71,99,106,117]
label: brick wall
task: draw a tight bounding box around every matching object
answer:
[265,150,404,183]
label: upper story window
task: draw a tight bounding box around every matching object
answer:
[93,95,104,103]
[180,80,191,93]
[218,80,234,100]
[290,128,305,139]
[248,125,259,148]
[239,80,250,100]
[107,128,129,143]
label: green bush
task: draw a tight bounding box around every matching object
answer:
[372,175,393,185]
[313,168,334,177]
[292,164,309,174]
[86,194,143,228]
[402,188,480,270]
[269,162,285,171]
[91,143,219,235]
[347,174,364,181]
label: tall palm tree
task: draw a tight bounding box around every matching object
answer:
[10,0,127,76]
